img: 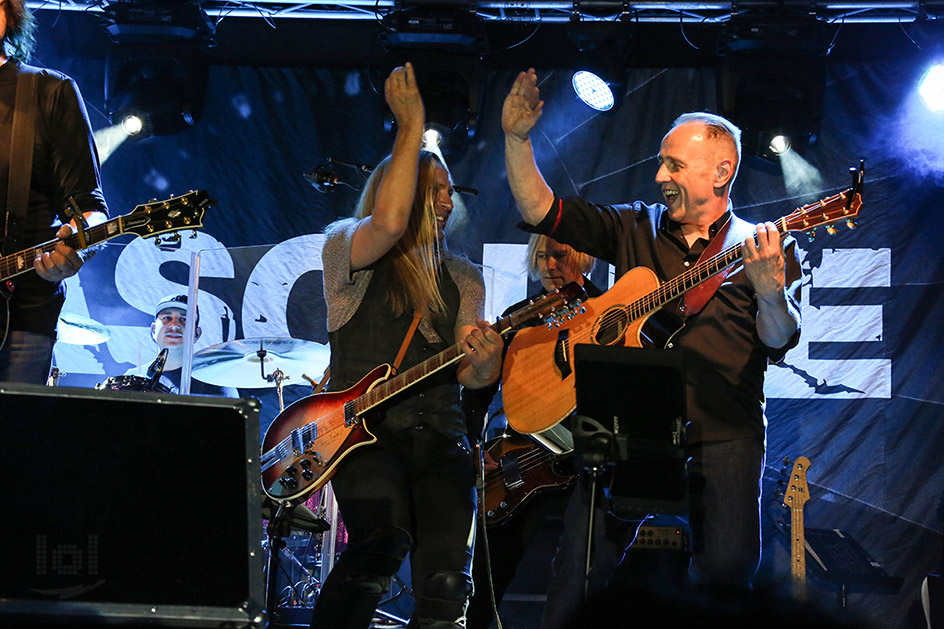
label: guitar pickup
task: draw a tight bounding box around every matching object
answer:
[554,329,572,380]
[501,454,524,489]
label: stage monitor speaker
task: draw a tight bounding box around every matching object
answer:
[0,383,265,628]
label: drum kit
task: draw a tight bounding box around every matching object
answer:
[55,311,330,401]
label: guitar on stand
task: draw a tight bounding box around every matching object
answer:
[502,168,865,435]
[784,456,812,601]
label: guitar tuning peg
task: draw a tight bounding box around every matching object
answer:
[782,456,791,465]
[807,229,816,242]
[826,225,837,235]
[846,219,857,230]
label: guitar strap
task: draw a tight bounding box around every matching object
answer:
[307,309,420,390]
[681,213,755,317]
[3,64,40,257]
[391,310,423,375]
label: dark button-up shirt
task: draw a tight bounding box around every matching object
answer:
[525,196,802,442]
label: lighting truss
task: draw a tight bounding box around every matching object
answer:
[25,0,944,25]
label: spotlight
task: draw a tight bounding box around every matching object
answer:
[572,71,615,112]
[423,127,443,148]
[120,113,145,137]
[102,1,212,141]
[718,17,827,162]
[918,63,944,113]
[769,134,791,155]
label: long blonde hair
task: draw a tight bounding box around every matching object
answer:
[355,150,448,318]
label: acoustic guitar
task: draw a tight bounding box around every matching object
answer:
[502,186,863,434]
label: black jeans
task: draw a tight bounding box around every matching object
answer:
[310,423,477,629]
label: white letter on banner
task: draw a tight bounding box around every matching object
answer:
[766,247,891,399]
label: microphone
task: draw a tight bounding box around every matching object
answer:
[303,165,342,193]
[146,348,169,383]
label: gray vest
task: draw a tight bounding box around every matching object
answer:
[327,258,467,439]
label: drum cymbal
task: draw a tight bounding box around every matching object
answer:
[191,337,330,389]
[57,312,111,345]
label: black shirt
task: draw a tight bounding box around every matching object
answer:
[527,196,802,443]
[0,60,108,337]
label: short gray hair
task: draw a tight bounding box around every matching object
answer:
[670,112,742,185]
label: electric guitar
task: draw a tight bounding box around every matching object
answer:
[502,185,864,434]
[1,190,213,286]
[480,432,576,526]
[0,191,213,341]
[784,456,812,601]
[260,282,588,502]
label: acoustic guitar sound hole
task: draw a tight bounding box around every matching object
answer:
[593,307,629,345]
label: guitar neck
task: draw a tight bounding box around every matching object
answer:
[0,218,121,283]
[352,320,502,416]
[350,284,582,416]
[791,502,807,600]
[631,216,789,317]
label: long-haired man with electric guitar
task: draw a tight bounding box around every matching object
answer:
[503,68,802,626]
[307,63,503,629]
[0,0,108,384]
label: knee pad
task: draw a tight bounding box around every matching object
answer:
[418,570,473,602]
[346,525,413,582]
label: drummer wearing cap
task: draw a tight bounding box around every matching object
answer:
[125,294,236,398]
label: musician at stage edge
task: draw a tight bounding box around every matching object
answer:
[464,232,601,629]
[309,62,503,629]
[502,68,802,626]
[0,0,108,384]
[120,294,236,397]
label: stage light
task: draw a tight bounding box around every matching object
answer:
[718,17,827,162]
[567,21,630,114]
[769,134,791,155]
[121,113,145,137]
[423,127,443,149]
[919,63,944,113]
[572,71,615,112]
[102,1,212,141]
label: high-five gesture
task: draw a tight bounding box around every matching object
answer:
[385,62,424,132]
[503,68,554,225]
[502,68,544,141]
[350,63,426,271]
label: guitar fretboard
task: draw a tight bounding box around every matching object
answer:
[1,220,120,282]
[625,216,788,321]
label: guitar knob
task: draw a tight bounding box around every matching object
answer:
[302,469,314,481]
[499,501,508,508]
[486,510,495,517]
[826,225,837,235]
[285,466,297,476]
[846,219,857,230]
[300,458,312,469]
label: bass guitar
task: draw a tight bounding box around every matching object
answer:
[502,185,864,434]
[784,456,812,601]
[261,282,587,502]
[480,432,576,526]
